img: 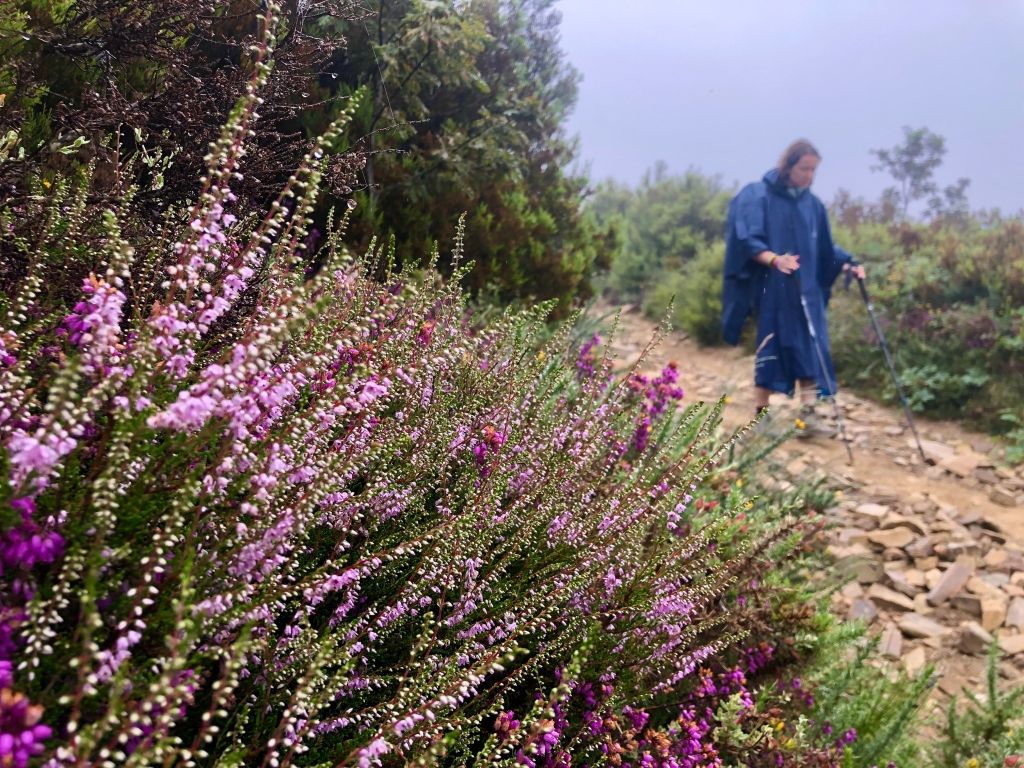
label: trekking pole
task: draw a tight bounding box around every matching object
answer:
[854,275,927,463]
[789,267,855,465]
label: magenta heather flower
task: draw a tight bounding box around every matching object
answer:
[495,711,520,742]
[0,690,50,768]
[576,334,600,381]
[0,498,63,579]
[472,425,506,477]
[61,275,128,376]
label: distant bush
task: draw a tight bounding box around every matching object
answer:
[643,241,725,345]
[590,165,732,302]
[830,217,1024,435]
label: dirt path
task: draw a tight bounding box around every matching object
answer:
[596,301,1024,701]
[599,301,1024,543]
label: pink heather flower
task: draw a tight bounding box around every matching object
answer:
[357,738,390,768]
[8,429,77,489]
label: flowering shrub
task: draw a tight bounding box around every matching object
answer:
[0,9,844,768]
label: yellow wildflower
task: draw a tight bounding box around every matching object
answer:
[795,418,805,430]
[966,759,979,768]
[775,721,784,731]
[724,396,732,403]
[537,351,545,361]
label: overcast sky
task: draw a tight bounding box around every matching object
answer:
[557,0,1024,214]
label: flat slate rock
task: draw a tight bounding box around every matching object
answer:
[867,527,915,549]
[838,528,870,546]
[852,503,889,530]
[881,513,928,536]
[885,569,920,598]
[951,593,982,617]
[990,486,1020,507]
[906,538,934,558]
[958,621,994,655]
[976,468,1001,485]
[868,583,915,612]
[835,554,884,584]
[982,598,1007,632]
[981,572,1010,588]
[911,438,955,462]
[841,581,865,599]
[1006,597,1024,629]
[898,613,950,638]
[927,562,972,606]
[848,599,879,623]
[903,647,927,677]
[879,622,903,659]
[861,484,901,503]
[1000,634,1024,655]
[940,452,982,477]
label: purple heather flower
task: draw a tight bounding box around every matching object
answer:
[494,711,520,741]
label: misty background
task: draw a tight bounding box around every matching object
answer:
[558,0,1024,214]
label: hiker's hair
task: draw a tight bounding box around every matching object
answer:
[778,139,821,184]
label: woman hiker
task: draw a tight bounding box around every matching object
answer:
[721,139,866,437]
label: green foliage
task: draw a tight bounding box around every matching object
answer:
[643,240,725,345]
[929,642,1024,768]
[590,164,732,302]
[698,602,929,767]
[1,0,607,317]
[807,627,930,767]
[829,216,1024,434]
[315,0,612,316]
[0,0,357,210]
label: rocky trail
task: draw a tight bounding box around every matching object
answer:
[596,301,1024,706]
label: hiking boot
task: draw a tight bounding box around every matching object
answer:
[795,406,837,440]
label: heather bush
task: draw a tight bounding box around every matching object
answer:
[0,10,870,768]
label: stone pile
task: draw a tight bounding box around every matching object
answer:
[819,481,1024,688]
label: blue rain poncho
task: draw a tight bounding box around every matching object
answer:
[721,168,852,396]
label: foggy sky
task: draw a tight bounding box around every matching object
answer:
[557,0,1024,214]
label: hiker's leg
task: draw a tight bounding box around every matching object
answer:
[754,386,772,412]
[798,379,818,406]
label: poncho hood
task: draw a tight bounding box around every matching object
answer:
[762,168,809,198]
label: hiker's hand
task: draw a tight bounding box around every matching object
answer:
[775,254,800,274]
[843,263,866,280]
